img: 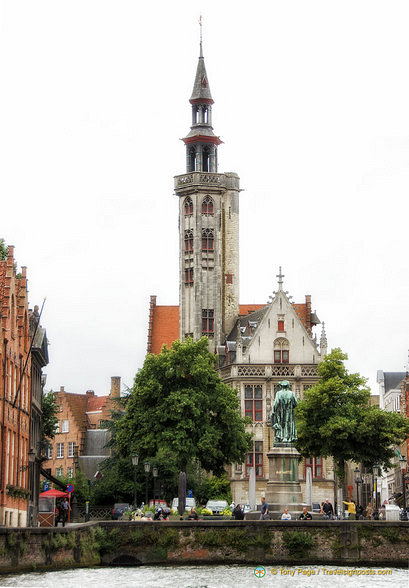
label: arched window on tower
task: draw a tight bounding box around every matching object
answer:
[188,147,196,172]
[184,229,193,253]
[202,228,214,251]
[201,196,214,215]
[203,106,208,123]
[202,146,210,172]
[184,197,193,216]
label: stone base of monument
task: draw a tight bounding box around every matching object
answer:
[264,446,308,518]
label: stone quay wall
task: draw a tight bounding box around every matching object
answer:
[0,520,409,573]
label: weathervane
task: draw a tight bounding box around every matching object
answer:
[199,15,203,56]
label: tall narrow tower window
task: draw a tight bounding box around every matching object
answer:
[202,228,214,251]
[202,146,210,172]
[184,229,194,252]
[202,309,214,335]
[201,196,214,215]
[184,268,194,286]
[184,197,193,216]
[188,147,196,172]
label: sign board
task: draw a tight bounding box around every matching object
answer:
[43,482,50,491]
[67,484,74,493]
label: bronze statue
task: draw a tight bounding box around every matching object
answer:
[271,380,297,445]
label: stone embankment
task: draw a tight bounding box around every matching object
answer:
[0,520,408,573]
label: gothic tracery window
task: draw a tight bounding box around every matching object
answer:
[201,195,214,215]
[274,337,289,363]
[184,229,193,253]
[201,228,214,251]
[184,197,193,216]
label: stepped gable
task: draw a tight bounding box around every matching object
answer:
[63,392,88,430]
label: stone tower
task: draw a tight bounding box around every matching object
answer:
[174,38,240,349]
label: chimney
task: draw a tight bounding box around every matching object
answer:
[110,376,121,398]
[60,386,65,393]
[86,390,95,396]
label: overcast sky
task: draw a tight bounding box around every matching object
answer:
[1,1,408,396]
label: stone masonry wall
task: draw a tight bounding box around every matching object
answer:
[0,521,409,573]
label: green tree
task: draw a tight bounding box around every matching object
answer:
[115,338,252,500]
[41,391,59,445]
[295,348,409,480]
[0,238,7,260]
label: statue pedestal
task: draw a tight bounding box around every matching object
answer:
[265,446,306,517]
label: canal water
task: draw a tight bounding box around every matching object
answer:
[0,565,406,587]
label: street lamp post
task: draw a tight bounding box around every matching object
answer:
[354,467,361,507]
[400,456,408,521]
[131,453,139,509]
[144,461,151,506]
[152,466,158,509]
[372,464,380,514]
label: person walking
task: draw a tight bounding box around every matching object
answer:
[260,497,269,520]
[61,497,70,526]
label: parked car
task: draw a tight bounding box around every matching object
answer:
[243,504,251,514]
[205,500,228,514]
[112,503,131,520]
[312,502,321,513]
[172,497,196,511]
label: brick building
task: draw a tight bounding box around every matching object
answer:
[0,246,31,526]
[42,377,121,482]
[147,40,335,507]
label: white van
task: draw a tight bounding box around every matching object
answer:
[172,497,196,511]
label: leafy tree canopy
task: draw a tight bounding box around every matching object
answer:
[295,348,409,479]
[41,391,59,442]
[115,338,252,475]
[0,238,7,260]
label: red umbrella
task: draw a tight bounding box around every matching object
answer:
[39,489,68,498]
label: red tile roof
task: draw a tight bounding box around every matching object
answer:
[148,298,312,355]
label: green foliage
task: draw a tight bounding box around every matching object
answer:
[295,348,409,479]
[195,472,232,504]
[116,338,252,475]
[0,239,8,260]
[41,391,59,442]
[282,531,314,558]
[58,470,89,504]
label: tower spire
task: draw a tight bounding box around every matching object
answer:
[182,22,221,174]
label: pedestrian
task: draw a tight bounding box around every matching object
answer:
[61,497,70,526]
[322,498,334,519]
[186,507,199,520]
[259,497,269,520]
[281,508,291,520]
[233,504,245,520]
[299,507,312,520]
[365,502,373,519]
[343,499,356,520]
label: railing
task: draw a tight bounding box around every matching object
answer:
[74,505,112,521]
[219,364,318,379]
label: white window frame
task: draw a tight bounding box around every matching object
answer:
[56,443,64,459]
[62,420,69,433]
[68,442,75,458]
